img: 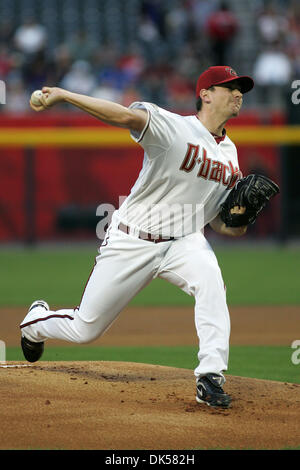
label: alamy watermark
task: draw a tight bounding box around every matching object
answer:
[291,340,300,365]
[95,197,205,240]
[0,340,6,362]
[291,80,300,105]
[0,80,6,104]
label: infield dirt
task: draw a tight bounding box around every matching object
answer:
[1,305,300,450]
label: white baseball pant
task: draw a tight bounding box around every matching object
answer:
[20,217,230,379]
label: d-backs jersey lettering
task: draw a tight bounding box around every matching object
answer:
[115,102,241,237]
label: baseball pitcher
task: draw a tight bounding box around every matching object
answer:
[20,66,279,408]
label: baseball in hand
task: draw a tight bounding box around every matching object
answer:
[30,90,43,106]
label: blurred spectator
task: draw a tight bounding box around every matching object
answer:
[166,70,195,111]
[93,47,131,93]
[117,44,145,84]
[21,50,53,93]
[65,30,97,63]
[207,2,239,65]
[121,85,142,107]
[253,43,292,85]
[174,44,200,83]
[137,8,166,63]
[0,20,14,47]
[256,2,289,46]
[190,0,219,30]
[141,0,167,38]
[49,44,73,84]
[14,17,47,56]
[138,58,171,106]
[286,1,300,76]
[0,46,14,79]
[253,41,292,108]
[138,14,161,43]
[206,1,239,65]
[5,75,30,113]
[92,79,123,103]
[59,60,97,96]
[165,1,191,48]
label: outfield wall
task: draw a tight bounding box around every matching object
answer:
[0,112,291,242]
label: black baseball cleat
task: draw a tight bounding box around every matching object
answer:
[21,335,44,363]
[196,373,232,408]
[20,300,49,362]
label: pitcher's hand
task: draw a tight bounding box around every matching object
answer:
[30,87,66,111]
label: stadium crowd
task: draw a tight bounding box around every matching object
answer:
[0,0,299,113]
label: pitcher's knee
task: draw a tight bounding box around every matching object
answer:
[74,305,117,343]
[73,322,104,343]
[73,315,107,344]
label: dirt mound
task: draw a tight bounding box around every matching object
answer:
[1,361,300,450]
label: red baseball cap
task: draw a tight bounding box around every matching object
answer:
[196,66,254,97]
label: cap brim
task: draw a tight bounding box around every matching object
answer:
[214,75,254,94]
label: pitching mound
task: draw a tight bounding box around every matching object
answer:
[1,361,300,450]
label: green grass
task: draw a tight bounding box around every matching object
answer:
[217,246,300,305]
[0,248,96,307]
[0,245,299,306]
[6,345,300,384]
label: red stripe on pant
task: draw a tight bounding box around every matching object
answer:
[20,314,74,329]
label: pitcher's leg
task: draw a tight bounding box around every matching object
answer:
[157,232,230,379]
[20,232,157,344]
[193,262,230,378]
[20,304,81,343]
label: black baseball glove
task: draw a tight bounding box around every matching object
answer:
[220,174,280,227]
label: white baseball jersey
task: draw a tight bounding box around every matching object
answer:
[115,101,241,237]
